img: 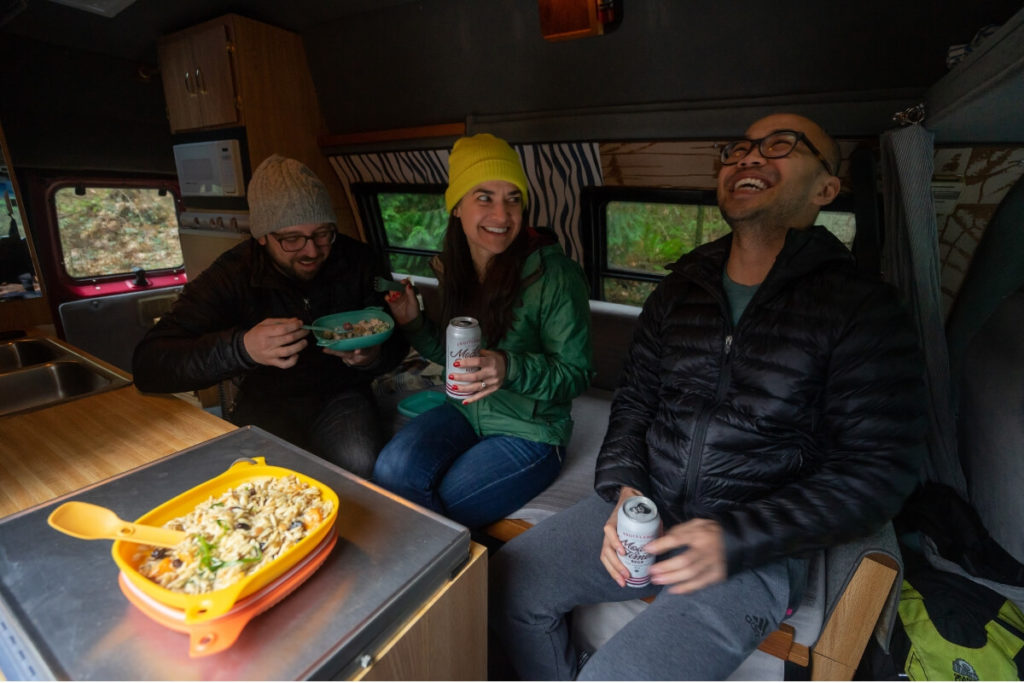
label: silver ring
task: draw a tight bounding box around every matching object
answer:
[480,380,487,389]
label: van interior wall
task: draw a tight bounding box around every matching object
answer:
[0,35,174,175]
[305,0,1021,140]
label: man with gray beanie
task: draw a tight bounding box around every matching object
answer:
[133,155,408,476]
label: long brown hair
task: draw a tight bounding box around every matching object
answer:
[436,215,534,345]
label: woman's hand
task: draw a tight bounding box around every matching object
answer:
[452,348,507,404]
[384,279,420,325]
[600,486,644,587]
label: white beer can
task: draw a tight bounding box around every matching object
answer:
[617,495,660,588]
[445,316,481,399]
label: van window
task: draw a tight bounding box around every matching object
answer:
[54,185,182,279]
[583,187,859,306]
[605,199,732,305]
[353,183,447,279]
[377,191,447,276]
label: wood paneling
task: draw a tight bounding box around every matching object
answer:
[355,543,488,681]
[538,0,602,41]
[0,386,233,517]
[0,297,51,332]
[811,554,899,681]
[600,139,861,191]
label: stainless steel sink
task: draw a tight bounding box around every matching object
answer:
[0,337,132,417]
[0,339,62,372]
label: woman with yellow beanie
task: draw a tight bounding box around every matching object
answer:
[373,133,593,529]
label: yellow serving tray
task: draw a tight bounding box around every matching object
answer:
[112,457,339,624]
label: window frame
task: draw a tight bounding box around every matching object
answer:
[580,186,716,301]
[31,174,186,306]
[47,178,185,281]
[580,184,876,303]
[351,181,447,276]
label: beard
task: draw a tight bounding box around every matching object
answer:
[717,186,818,239]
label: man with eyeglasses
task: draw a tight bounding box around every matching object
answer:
[133,155,408,477]
[491,113,926,680]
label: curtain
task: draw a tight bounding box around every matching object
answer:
[328,142,603,264]
[880,124,967,497]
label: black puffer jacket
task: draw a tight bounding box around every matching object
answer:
[132,235,408,407]
[595,226,927,576]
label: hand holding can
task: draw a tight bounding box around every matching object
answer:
[446,316,481,399]
[616,496,660,588]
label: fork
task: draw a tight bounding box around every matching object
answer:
[373,276,415,293]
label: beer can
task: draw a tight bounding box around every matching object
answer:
[616,495,660,588]
[445,316,481,399]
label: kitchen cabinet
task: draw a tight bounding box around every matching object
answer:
[156,14,358,238]
[157,21,240,132]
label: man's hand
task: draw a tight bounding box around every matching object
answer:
[323,344,381,367]
[243,318,309,368]
[600,486,645,587]
[645,518,726,595]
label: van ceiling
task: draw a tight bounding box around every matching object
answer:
[2,0,420,62]
[0,0,1020,172]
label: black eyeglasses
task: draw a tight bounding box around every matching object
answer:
[717,130,834,176]
[269,228,337,252]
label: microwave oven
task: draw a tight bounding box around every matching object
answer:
[172,139,245,197]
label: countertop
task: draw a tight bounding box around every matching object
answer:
[0,331,234,518]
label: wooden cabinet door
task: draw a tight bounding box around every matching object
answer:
[158,22,239,132]
[157,33,203,132]
[189,22,239,129]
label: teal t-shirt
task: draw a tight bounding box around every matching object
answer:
[722,270,760,326]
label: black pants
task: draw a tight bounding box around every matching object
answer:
[231,388,385,478]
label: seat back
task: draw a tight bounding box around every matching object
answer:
[958,285,1024,565]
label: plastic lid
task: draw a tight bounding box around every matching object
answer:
[397,390,447,418]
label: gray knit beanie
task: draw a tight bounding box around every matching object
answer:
[248,154,337,238]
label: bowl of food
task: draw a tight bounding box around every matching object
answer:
[311,307,395,351]
[111,457,339,623]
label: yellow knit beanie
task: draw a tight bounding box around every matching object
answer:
[444,134,529,213]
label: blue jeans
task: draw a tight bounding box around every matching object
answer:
[372,403,563,529]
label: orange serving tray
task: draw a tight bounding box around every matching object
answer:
[112,457,339,624]
[119,527,337,657]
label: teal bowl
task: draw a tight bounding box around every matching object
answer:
[312,307,395,351]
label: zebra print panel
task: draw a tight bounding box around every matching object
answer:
[327,142,603,263]
[331,148,449,186]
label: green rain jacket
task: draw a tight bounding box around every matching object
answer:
[402,242,593,445]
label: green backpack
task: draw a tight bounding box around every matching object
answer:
[896,576,1024,681]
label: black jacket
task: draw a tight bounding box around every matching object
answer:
[132,235,408,407]
[595,226,927,575]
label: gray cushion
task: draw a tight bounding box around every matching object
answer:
[959,286,1024,565]
[507,389,611,525]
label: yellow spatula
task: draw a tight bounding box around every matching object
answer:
[47,501,186,548]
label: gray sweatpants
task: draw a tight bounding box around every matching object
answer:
[490,493,801,681]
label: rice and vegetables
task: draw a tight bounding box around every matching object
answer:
[134,475,333,594]
[318,317,390,340]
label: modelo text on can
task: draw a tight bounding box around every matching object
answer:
[446,316,481,399]
[617,495,660,588]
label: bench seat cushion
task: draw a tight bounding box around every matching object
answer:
[503,388,611,526]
